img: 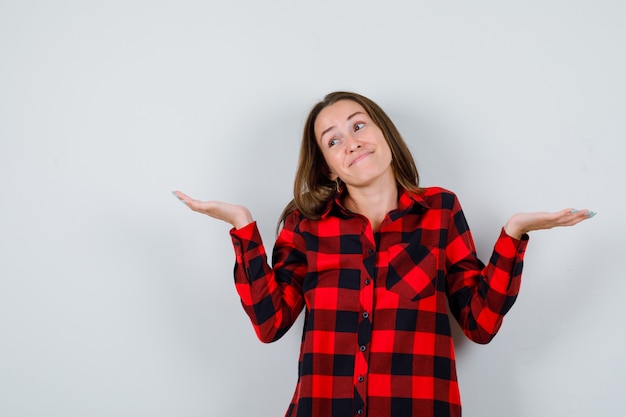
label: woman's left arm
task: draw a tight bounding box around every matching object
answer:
[446,201,595,344]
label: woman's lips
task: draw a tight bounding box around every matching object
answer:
[349,151,373,167]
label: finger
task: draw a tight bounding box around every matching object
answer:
[560,208,596,226]
[171,190,199,209]
[172,190,190,204]
[186,198,212,213]
[567,209,596,220]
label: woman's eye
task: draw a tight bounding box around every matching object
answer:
[354,122,366,131]
[328,138,339,147]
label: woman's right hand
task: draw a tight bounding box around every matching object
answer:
[172,190,254,229]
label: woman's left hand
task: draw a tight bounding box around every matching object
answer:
[504,208,596,239]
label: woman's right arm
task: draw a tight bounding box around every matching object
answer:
[230,214,307,342]
[173,190,307,343]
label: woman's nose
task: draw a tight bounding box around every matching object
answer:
[346,136,362,152]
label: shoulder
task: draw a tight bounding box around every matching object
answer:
[281,208,306,231]
[413,186,460,210]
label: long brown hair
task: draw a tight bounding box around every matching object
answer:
[278,91,420,228]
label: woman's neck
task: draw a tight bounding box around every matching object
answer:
[343,180,398,230]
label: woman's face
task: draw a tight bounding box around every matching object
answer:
[314,99,394,190]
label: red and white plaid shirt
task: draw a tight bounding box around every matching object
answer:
[230,187,528,417]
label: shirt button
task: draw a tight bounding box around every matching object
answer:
[358,375,364,382]
[367,248,374,256]
[360,345,366,352]
[364,279,371,285]
[357,409,364,415]
[362,312,369,319]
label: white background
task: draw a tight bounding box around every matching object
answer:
[1,1,624,416]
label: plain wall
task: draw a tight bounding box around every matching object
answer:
[1,1,624,416]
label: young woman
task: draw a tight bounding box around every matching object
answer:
[173,91,593,417]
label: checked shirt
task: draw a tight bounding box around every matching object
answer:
[230,187,528,417]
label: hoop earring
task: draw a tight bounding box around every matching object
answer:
[335,178,341,193]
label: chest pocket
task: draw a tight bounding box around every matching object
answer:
[382,243,437,301]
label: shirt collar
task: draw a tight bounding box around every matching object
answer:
[320,186,430,219]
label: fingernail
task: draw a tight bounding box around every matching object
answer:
[171,191,187,205]
[588,211,597,218]
[570,209,578,214]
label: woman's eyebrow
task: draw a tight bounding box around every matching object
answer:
[347,111,365,121]
[320,112,366,138]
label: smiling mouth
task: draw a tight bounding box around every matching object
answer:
[349,151,373,167]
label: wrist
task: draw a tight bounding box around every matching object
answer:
[503,218,525,240]
[232,208,254,229]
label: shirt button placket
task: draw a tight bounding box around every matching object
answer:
[356,234,375,417]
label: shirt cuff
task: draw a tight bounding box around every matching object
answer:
[230,221,261,257]
[496,227,529,259]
